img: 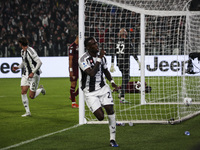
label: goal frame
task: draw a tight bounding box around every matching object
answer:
[78,0,200,125]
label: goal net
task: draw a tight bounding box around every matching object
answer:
[79,0,200,124]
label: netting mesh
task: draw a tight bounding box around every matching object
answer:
[83,0,200,124]
[186,15,200,54]
[180,14,200,119]
[108,0,190,11]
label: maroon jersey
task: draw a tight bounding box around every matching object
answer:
[69,42,78,81]
[69,42,78,69]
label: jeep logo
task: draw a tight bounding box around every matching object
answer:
[0,62,20,73]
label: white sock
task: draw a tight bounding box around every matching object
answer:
[108,114,116,141]
[21,94,30,113]
[34,88,42,98]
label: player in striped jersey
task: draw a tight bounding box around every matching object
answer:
[13,37,46,117]
[79,37,119,147]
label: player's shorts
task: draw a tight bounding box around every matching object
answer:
[70,68,78,81]
[84,84,114,113]
[21,74,40,92]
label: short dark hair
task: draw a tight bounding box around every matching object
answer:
[18,37,28,46]
[84,37,94,48]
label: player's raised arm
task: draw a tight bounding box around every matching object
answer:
[83,38,106,77]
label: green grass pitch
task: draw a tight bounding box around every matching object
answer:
[0,78,200,150]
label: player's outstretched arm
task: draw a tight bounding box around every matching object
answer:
[12,62,24,71]
[12,66,19,71]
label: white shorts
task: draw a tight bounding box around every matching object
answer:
[21,75,40,92]
[84,84,114,113]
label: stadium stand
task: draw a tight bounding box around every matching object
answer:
[0,0,78,57]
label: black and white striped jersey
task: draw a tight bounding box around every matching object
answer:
[79,52,108,92]
[21,46,42,76]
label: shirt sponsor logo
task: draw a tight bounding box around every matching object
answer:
[82,62,87,68]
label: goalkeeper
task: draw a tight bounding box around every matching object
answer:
[110,28,140,103]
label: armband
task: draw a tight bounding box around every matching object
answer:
[96,58,101,63]
[110,80,115,84]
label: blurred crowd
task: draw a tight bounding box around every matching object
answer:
[85,3,186,56]
[0,0,78,57]
[1,0,196,57]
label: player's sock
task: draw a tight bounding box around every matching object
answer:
[70,86,76,102]
[75,88,79,97]
[120,89,125,99]
[21,94,30,113]
[108,114,116,141]
[34,88,42,98]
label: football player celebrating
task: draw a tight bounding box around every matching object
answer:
[79,37,119,147]
[13,37,46,117]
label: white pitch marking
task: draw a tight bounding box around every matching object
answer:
[0,124,81,150]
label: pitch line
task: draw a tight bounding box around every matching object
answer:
[0,124,81,150]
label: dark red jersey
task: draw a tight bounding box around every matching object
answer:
[69,42,79,69]
[69,42,78,81]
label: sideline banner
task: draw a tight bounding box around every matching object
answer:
[0,55,197,78]
[0,57,69,78]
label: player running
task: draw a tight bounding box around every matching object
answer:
[13,37,46,117]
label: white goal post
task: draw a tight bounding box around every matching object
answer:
[79,0,200,124]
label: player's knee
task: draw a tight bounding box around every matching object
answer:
[107,110,114,115]
[95,112,104,121]
[21,91,27,95]
[97,115,104,121]
[94,108,105,121]
[21,89,28,95]
[104,105,114,115]
[29,95,35,99]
